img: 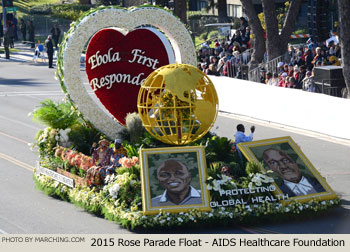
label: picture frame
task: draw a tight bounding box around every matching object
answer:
[140,146,211,215]
[238,136,337,204]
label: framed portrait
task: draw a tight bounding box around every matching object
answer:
[140,146,211,215]
[238,136,337,204]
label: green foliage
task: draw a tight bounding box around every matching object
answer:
[124,144,139,158]
[33,172,70,201]
[245,161,261,175]
[51,4,92,21]
[68,124,100,155]
[208,30,218,39]
[207,161,225,178]
[199,32,208,41]
[205,136,236,164]
[294,28,308,34]
[228,161,246,178]
[258,1,290,30]
[29,3,92,21]
[32,99,81,129]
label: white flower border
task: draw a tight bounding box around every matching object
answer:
[62,7,197,139]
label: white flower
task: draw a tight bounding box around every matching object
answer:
[299,206,303,210]
[285,207,290,212]
[177,217,183,223]
[212,180,221,191]
[321,201,326,205]
[159,219,166,224]
[108,183,120,199]
[59,128,71,147]
[208,213,213,218]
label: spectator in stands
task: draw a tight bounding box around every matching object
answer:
[278,72,288,87]
[230,30,242,47]
[239,17,249,37]
[302,70,315,92]
[312,47,324,66]
[328,41,336,56]
[335,44,341,58]
[287,63,294,77]
[326,55,341,66]
[242,26,251,47]
[206,63,219,76]
[295,51,305,66]
[289,77,298,89]
[217,57,226,76]
[200,63,207,73]
[297,65,306,88]
[305,49,314,70]
[265,72,272,84]
[269,73,279,86]
[259,68,266,84]
[277,62,284,73]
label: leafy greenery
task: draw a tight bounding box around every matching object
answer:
[32,99,81,129]
[34,170,341,230]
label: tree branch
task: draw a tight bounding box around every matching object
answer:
[280,0,303,42]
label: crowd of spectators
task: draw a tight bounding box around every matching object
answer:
[259,38,342,92]
[196,17,342,94]
[197,17,252,79]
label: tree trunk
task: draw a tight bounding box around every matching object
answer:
[174,0,187,24]
[337,0,350,97]
[240,0,265,68]
[217,0,229,23]
[262,0,302,61]
[155,0,167,7]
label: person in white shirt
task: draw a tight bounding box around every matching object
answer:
[262,148,325,197]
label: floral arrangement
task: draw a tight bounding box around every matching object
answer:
[118,156,139,169]
[31,98,340,230]
[54,146,94,172]
[33,169,340,230]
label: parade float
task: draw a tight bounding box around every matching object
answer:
[32,5,339,230]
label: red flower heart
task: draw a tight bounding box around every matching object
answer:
[85,28,172,125]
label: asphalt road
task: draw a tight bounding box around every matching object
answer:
[0,60,350,234]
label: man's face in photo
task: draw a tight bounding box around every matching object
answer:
[263,149,302,183]
[157,160,191,194]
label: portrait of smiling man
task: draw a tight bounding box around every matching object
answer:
[151,159,202,207]
[262,148,325,197]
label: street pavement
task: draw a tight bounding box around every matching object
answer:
[0,43,350,233]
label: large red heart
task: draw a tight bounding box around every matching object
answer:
[85,28,172,125]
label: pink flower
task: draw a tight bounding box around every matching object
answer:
[118,156,139,168]
[131,156,139,165]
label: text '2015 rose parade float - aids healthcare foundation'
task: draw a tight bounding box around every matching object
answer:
[32,5,339,230]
